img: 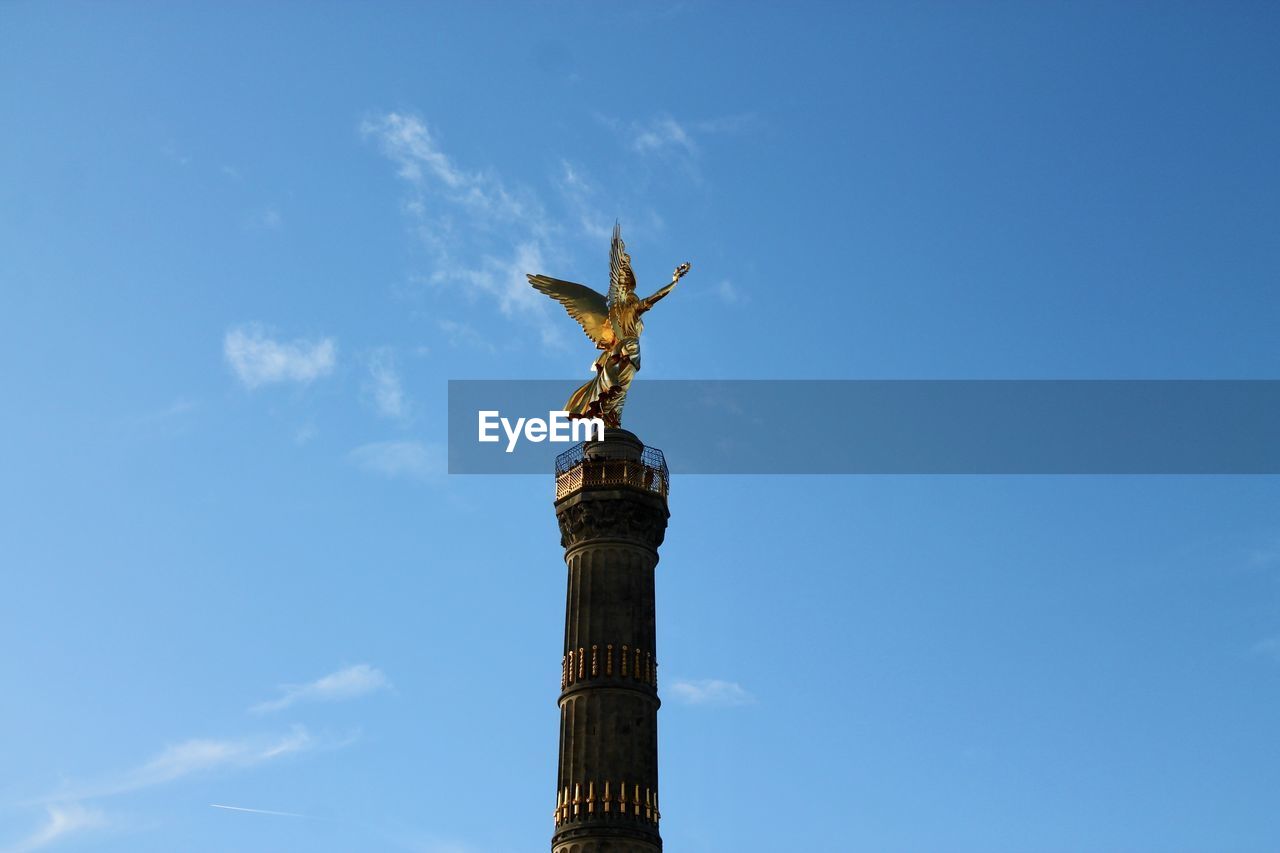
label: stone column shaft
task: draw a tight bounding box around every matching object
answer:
[552,430,668,853]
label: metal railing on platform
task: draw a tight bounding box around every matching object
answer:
[555,443,669,500]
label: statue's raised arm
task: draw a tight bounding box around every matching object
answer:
[527,223,692,427]
[639,263,691,313]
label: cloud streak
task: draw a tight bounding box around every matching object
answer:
[349,441,442,483]
[6,804,106,853]
[246,206,283,231]
[367,350,409,420]
[361,112,562,345]
[555,160,613,242]
[1254,636,1280,662]
[667,678,755,707]
[716,279,745,305]
[1248,538,1280,570]
[27,726,322,810]
[362,109,732,348]
[251,664,391,714]
[598,111,759,186]
[97,727,316,797]
[8,727,340,850]
[224,325,336,389]
[632,115,696,155]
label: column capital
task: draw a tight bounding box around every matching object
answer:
[555,490,669,551]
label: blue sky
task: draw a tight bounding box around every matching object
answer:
[2,2,1280,851]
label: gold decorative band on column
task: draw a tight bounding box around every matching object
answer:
[554,780,660,828]
[560,644,658,688]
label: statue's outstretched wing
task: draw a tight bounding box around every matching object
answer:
[527,274,614,349]
[608,222,631,308]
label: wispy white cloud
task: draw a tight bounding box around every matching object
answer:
[632,115,696,156]
[716,279,745,305]
[105,728,315,795]
[362,113,466,191]
[626,112,759,156]
[122,396,200,428]
[6,803,107,853]
[224,325,336,389]
[160,142,191,167]
[363,110,715,349]
[555,160,613,241]
[251,664,391,714]
[437,319,496,353]
[361,112,532,227]
[361,111,563,345]
[438,241,557,344]
[149,396,199,419]
[668,678,755,707]
[126,727,309,788]
[294,423,319,446]
[247,206,283,231]
[9,728,347,851]
[1254,636,1280,662]
[34,726,321,805]
[366,350,409,420]
[349,441,442,482]
[553,159,667,249]
[600,112,759,184]
[1248,538,1280,570]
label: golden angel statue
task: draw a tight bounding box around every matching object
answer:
[528,224,690,427]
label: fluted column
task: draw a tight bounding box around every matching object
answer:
[552,429,668,853]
